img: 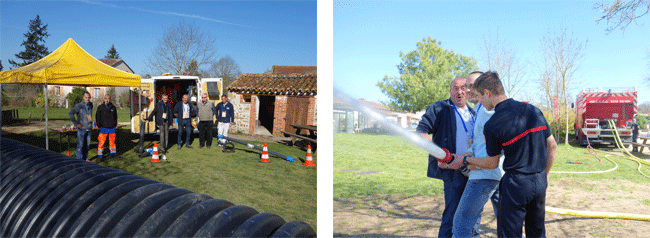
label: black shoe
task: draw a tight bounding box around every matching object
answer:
[199,145,204,149]
[207,146,211,149]
[178,145,182,150]
[186,145,193,149]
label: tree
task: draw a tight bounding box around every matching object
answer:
[638,101,650,114]
[376,37,478,113]
[145,19,218,75]
[105,44,120,59]
[538,27,587,144]
[66,87,87,107]
[210,55,242,95]
[9,15,50,68]
[595,0,650,34]
[480,32,527,99]
[1,60,3,71]
[182,59,208,77]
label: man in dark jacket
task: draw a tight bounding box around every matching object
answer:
[146,94,174,153]
[416,77,477,238]
[215,95,235,146]
[96,94,118,159]
[174,94,197,150]
[69,92,94,162]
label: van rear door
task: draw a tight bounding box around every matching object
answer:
[199,78,223,100]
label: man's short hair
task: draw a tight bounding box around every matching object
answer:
[449,77,466,91]
[221,95,227,98]
[162,94,168,98]
[84,92,91,97]
[468,71,483,77]
[474,71,505,96]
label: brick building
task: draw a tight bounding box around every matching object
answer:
[227,65,317,136]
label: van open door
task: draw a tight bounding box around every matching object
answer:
[199,78,223,101]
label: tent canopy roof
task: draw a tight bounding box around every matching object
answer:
[0,38,141,87]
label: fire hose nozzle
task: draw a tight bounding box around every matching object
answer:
[437,148,455,164]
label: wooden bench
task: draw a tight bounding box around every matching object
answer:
[636,136,650,153]
[281,131,317,150]
[631,142,650,153]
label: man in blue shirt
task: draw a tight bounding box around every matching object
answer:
[442,71,504,238]
[416,77,477,238]
[215,95,235,146]
[448,71,557,237]
[630,118,640,152]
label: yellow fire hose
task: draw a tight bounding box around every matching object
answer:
[543,121,650,221]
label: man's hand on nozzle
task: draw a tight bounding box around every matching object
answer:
[447,155,465,170]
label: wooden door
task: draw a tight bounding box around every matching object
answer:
[285,97,310,134]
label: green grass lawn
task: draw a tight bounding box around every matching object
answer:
[334,133,650,199]
[4,128,317,231]
[4,106,132,122]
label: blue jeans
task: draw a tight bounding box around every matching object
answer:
[76,129,91,160]
[439,171,478,238]
[453,179,500,238]
[177,119,192,146]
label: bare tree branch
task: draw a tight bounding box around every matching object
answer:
[145,19,218,75]
[479,32,527,99]
[595,0,650,34]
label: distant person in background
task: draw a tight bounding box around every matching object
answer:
[630,118,640,152]
[215,95,235,146]
[96,94,118,160]
[197,93,216,149]
[174,94,197,150]
[146,94,174,153]
[69,92,94,162]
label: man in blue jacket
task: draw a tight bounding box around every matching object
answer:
[416,77,477,238]
[173,94,197,150]
[215,95,235,146]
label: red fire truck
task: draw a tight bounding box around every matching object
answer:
[575,87,636,146]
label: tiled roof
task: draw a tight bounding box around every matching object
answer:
[98,59,123,67]
[272,65,317,74]
[228,73,317,95]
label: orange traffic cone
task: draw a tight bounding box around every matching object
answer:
[302,145,315,167]
[151,143,160,163]
[66,151,71,157]
[260,142,270,163]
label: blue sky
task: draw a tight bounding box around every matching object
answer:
[334,0,650,108]
[2,0,316,75]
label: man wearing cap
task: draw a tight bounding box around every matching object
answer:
[197,93,216,149]
[95,94,119,160]
[448,71,557,237]
[416,77,477,238]
[69,92,94,162]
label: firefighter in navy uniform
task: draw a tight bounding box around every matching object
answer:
[448,71,557,238]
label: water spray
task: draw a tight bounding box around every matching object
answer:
[334,88,453,163]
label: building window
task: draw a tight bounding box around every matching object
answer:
[243,94,252,103]
[94,88,100,98]
[54,86,60,95]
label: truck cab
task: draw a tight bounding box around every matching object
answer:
[131,74,223,134]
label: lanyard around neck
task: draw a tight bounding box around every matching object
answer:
[453,104,476,137]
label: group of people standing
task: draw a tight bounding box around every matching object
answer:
[69,92,119,162]
[68,91,235,160]
[145,93,235,153]
[416,71,557,238]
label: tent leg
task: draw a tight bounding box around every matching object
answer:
[45,83,49,150]
[1,83,3,159]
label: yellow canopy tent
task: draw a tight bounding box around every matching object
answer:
[0,38,141,151]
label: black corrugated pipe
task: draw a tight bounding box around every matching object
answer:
[0,138,316,237]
